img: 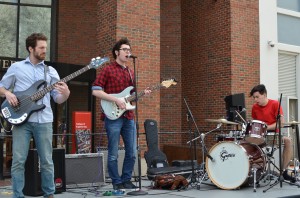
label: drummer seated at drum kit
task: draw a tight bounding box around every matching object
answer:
[250,84,295,183]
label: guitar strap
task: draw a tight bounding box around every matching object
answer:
[127,67,134,85]
[44,64,49,88]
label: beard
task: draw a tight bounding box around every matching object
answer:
[33,51,46,61]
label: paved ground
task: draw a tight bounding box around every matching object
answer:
[1,175,300,198]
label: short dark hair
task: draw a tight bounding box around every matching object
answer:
[112,37,131,59]
[250,84,267,97]
[26,33,47,53]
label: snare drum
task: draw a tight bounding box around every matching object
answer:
[216,131,244,142]
[245,120,267,145]
[265,132,285,146]
[206,141,266,189]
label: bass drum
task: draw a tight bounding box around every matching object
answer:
[206,141,266,190]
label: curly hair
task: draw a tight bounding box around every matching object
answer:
[112,37,131,59]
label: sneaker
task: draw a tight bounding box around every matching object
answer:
[283,170,296,183]
[113,183,125,190]
[122,181,138,189]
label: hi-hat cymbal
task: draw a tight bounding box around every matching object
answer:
[283,121,300,125]
[205,118,239,125]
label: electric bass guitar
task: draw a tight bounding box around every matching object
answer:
[101,79,177,120]
[1,57,109,125]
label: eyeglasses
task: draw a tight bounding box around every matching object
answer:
[119,48,131,53]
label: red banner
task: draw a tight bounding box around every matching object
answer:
[72,112,91,154]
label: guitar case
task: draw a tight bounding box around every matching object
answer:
[144,119,195,180]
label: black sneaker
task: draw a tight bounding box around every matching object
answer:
[283,170,296,183]
[122,181,138,189]
[113,183,125,190]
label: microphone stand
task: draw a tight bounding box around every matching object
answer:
[184,98,215,189]
[263,94,298,192]
[126,57,148,196]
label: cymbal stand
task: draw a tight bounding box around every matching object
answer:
[289,124,300,182]
[184,98,219,189]
[263,94,298,192]
[261,146,279,184]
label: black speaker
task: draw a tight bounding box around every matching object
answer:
[23,148,66,196]
[224,93,246,122]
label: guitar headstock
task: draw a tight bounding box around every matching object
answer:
[90,57,110,69]
[161,78,177,88]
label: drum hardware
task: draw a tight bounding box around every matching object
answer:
[184,98,217,190]
[262,94,300,192]
[283,121,300,125]
[215,130,244,142]
[186,123,222,189]
[204,118,239,125]
[252,167,258,192]
[289,158,300,182]
[261,148,280,184]
[286,123,300,183]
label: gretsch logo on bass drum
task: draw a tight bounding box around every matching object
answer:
[220,147,236,162]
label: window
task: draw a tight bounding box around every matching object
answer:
[0,0,54,60]
[277,0,300,12]
[278,14,300,46]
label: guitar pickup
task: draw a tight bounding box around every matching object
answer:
[2,107,11,118]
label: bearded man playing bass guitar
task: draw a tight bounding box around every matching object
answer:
[92,38,151,191]
[0,33,70,198]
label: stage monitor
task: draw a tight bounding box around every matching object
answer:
[224,93,246,123]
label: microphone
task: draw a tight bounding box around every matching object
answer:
[241,108,246,112]
[126,54,137,59]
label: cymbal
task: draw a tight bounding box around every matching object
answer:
[283,121,300,125]
[205,118,239,125]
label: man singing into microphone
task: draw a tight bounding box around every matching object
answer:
[250,84,294,182]
[92,38,151,190]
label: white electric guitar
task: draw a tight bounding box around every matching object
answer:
[101,79,177,120]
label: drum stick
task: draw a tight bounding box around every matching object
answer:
[235,110,247,124]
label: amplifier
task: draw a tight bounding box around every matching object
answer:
[65,153,105,188]
[23,148,66,196]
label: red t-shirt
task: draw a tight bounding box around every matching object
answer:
[251,99,283,126]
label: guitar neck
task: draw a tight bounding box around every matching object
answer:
[126,83,162,102]
[31,65,92,101]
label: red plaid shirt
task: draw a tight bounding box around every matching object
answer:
[93,61,135,120]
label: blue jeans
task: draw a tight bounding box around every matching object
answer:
[11,122,55,198]
[105,117,136,185]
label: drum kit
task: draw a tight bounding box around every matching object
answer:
[193,118,300,192]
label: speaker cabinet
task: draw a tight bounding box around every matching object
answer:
[65,153,104,188]
[23,148,66,196]
[224,93,246,122]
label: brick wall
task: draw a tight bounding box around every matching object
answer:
[230,0,260,114]
[180,0,260,159]
[160,0,183,147]
[56,0,260,160]
[57,0,99,65]
[94,0,161,153]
